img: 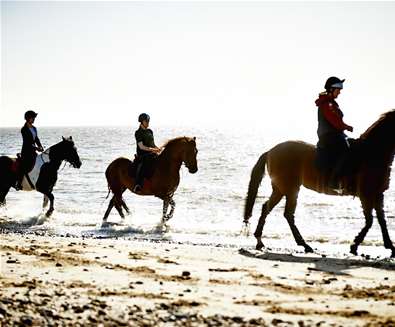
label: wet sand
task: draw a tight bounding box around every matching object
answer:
[1,233,394,326]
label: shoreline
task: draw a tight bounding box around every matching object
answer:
[1,233,395,326]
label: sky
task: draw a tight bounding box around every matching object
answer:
[1,1,394,141]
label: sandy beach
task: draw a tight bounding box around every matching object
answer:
[1,233,394,326]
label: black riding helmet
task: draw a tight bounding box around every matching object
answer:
[24,110,38,120]
[138,113,150,123]
[325,76,345,91]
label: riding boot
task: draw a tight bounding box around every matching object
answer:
[133,162,144,193]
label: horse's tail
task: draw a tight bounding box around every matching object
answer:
[244,152,268,222]
[104,165,112,199]
[105,185,111,199]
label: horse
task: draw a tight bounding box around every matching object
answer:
[103,136,198,226]
[0,137,82,217]
[244,110,395,257]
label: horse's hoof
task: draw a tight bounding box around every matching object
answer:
[350,244,358,256]
[101,221,109,228]
[304,245,314,253]
[391,250,395,258]
[256,242,264,251]
[45,209,54,217]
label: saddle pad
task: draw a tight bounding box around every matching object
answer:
[22,152,50,190]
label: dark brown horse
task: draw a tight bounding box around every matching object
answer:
[244,110,395,257]
[103,137,198,226]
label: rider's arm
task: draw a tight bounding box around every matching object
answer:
[137,142,157,153]
[34,133,43,151]
[321,103,352,132]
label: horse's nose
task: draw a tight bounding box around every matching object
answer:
[189,167,198,174]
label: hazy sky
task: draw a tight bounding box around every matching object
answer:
[1,1,394,141]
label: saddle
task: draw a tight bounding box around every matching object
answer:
[128,154,158,181]
[315,138,362,194]
[11,155,22,174]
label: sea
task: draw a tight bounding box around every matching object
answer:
[1,126,394,258]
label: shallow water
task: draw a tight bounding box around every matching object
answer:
[1,126,394,258]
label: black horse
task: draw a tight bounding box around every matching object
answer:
[0,136,82,217]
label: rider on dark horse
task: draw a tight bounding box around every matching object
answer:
[133,113,161,193]
[15,110,44,190]
[316,77,354,191]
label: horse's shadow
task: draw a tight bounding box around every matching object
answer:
[238,248,395,275]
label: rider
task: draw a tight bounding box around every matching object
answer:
[133,113,161,193]
[15,110,44,190]
[315,77,354,190]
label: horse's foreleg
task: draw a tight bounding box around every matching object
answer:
[162,199,170,223]
[284,193,313,253]
[45,193,55,217]
[254,187,282,250]
[165,198,176,221]
[374,194,395,257]
[350,198,373,256]
[43,195,49,209]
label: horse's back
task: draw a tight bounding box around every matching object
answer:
[266,141,317,192]
[105,157,132,177]
[268,140,315,167]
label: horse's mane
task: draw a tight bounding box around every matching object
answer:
[360,109,395,140]
[162,136,194,149]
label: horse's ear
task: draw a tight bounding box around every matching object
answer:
[193,137,196,141]
[69,136,73,140]
[62,136,66,141]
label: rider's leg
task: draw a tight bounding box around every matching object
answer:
[133,160,144,192]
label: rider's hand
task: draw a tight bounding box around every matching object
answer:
[346,125,353,133]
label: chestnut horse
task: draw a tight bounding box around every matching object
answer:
[244,110,395,257]
[103,137,198,226]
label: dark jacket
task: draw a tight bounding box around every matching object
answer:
[134,127,156,156]
[21,124,42,169]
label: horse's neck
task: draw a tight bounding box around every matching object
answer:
[158,148,183,172]
[47,145,63,170]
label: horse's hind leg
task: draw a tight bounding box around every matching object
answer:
[103,197,115,222]
[0,187,10,206]
[374,194,395,257]
[254,186,283,250]
[121,199,130,215]
[113,192,125,219]
[283,192,313,253]
[350,197,373,256]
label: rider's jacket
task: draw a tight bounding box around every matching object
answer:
[316,92,348,139]
[21,123,42,161]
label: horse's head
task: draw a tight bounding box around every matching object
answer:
[182,137,198,174]
[60,136,82,168]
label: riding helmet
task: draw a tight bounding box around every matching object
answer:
[24,110,38,120]
[325,76,345,91]
[138,113,150,123]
